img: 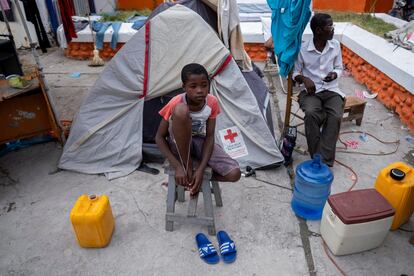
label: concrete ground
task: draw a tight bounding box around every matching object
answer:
[0,48,413,275]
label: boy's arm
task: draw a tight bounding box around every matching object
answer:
[155,119,188,186]
[190,118,215,195]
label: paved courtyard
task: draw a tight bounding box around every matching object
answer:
[0,49,413,275]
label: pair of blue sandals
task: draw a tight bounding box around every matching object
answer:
[196,231,237,264]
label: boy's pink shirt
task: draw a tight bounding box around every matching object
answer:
[158,93,220,121]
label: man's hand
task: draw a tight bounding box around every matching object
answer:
[303,77,316,95]
[174,166,188,187]
[323,72,337,82]
[295,75,316,95]
[189,168,204,197]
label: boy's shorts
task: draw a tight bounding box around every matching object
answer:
[168,136,240,177]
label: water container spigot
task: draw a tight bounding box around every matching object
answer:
[312,154,322,169]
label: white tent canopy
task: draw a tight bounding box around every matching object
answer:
[59,5,283,179]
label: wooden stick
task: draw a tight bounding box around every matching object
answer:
[284,71,293,133]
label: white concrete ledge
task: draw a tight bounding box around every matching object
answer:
[241,21,266,43]
[239,12,271,22]
[320,23,413,94]
[374,13,408,28]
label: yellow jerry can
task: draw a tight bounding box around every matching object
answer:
[374,162,414,230]
[70,194,115,248]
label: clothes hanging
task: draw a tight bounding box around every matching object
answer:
[131,20,145,30]
[45,0,59,34]
[21,0,51,53]
[73,19,88,32]
[126,15,147,30]
[88,0,95,13]
[0,0,10,9]
[0,0,14,22]
[110,22,121,49]
[58,0,77,43]
[92,21,122,50]
[266,0,312,77]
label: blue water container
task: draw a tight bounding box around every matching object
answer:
[291,154,334,220]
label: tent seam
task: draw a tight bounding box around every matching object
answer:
[140,21,151,99]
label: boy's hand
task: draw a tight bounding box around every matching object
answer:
[186,171,193,191]
[190,168,204,197]
[187,161,193,186]
[175,167,188,187]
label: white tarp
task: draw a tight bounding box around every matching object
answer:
[202,0,253,71]
[147,5,229,99]
[385,21,414,52]
[59,5,283,179]
[211,58,282,168]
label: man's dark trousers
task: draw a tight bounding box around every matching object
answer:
[298,90,344,166]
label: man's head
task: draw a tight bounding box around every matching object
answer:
[181,63,210,105]
[310,13,334,41]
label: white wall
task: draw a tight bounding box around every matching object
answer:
[94,0,116,13]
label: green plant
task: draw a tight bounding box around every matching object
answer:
[99,9,152,22]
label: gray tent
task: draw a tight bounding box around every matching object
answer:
[143,0,274,146]
[59,4,284,179]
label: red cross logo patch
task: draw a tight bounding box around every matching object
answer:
[224,129,238,143]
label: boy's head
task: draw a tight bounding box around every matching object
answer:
[181,63,210,105]
[310,13,334,41]
[181,63,209,85]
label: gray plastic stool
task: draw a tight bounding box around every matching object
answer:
[164,165,223,235]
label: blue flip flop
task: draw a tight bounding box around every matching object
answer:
[195,233,219,264]
[217,230,237,263]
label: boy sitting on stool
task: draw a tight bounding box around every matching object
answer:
[155,63,241,196]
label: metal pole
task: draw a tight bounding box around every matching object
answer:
[263,58,284,143]
[12,0,41,69]
[12,0,66,143]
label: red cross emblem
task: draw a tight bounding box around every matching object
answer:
[224,129,238,143]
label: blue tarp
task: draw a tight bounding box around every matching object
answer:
[266,0,311,77]
[0,135,53,157]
